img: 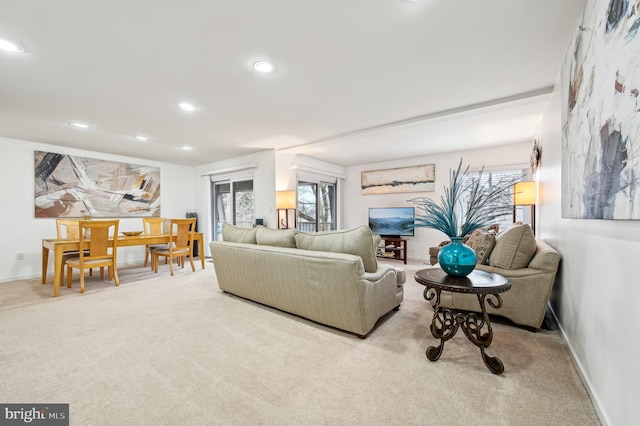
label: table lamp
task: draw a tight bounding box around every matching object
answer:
[276,190,297,229]
[513,181,536,235]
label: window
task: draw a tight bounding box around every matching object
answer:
[297,180,336,232]
[212,179,254,240]
[232,180,255,228]
[458,168,527,231]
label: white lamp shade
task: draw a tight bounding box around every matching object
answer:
[514,181,536,206]
[276,190,296,209]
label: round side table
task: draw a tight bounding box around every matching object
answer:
[414,268,511,374]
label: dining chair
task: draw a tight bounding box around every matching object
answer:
[66,220,120,293]
[152,218,195,276]
[56,218,96,281]
[142,217,167,268]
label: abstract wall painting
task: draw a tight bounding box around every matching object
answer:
[34,151,161,218]
[361,164,435,195]
[561,0,640,219]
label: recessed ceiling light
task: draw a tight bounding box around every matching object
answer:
[251,59,275,73]
[68,121,91,129]
[179,102,198,112]
[180,145,193,151]
[0,38,25,53]
[133,135,150,141]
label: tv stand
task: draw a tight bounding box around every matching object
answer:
[377,237,407,264]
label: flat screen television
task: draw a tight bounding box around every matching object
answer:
[368,207,415,238]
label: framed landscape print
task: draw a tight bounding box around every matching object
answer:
[361,164,435,195]
[34,151,161,218]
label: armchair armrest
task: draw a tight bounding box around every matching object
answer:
[528,246,561,273]
[476,264,552,279]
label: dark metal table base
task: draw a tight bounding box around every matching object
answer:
[424,287,505,374]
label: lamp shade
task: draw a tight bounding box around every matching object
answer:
[276,190,296,209]
[513,181,536,206]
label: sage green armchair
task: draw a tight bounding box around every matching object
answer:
[437,237,561,330]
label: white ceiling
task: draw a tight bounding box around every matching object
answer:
[0,0,586,167]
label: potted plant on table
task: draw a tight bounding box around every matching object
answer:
[409,159,521,277]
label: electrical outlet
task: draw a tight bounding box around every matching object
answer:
[16,253,24,261]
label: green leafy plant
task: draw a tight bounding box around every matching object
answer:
[409,159,522,238]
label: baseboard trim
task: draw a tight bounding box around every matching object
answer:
[0,259,150,284]
[548,305,610,425]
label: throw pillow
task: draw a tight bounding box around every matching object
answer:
[295,225,378,273]
[485,224,500,234]
[465,228,496,265]
[256,227,297,248]
[488,224,536,269]
[221,222,259,244]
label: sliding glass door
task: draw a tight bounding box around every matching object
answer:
[211,179,254,240]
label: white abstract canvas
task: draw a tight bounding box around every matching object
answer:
[562,0,640,219]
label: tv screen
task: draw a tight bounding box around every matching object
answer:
[368,207,415,238]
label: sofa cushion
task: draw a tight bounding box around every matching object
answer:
[466,228,496,265]
[295,225,378,273]
[256,227,297,248]
[489,224,536,269]
[221,222,258,244]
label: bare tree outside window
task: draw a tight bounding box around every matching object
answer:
[297,181,335,232]
[233,180,254,228]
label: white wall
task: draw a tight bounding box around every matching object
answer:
[534,0,640,422]
[538,78,640,426]
[194,150,277,257]
[0,137,196,282]
[193,151,346,255]
[275,151,296,192]
[343,142,530,261]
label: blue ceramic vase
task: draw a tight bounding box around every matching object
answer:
[437,237,477,277]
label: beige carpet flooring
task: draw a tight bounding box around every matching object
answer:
[0,259,600,425]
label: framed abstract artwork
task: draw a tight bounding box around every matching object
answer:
[561,1,640,219]
[34,151,161,218]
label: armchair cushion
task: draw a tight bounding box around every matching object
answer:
[489,224,536,269]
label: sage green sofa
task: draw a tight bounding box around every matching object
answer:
[210,224,405,338]
[436,225,561,330]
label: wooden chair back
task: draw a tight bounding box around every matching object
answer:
[151,218,196,276]
[143,217,166,235]
[77,220,119,263]
[56,219,82,239]
[66,219,120,293]
[56,218,96,280]
[168,218,196,253]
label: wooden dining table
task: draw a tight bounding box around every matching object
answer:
[42,232,205,297]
